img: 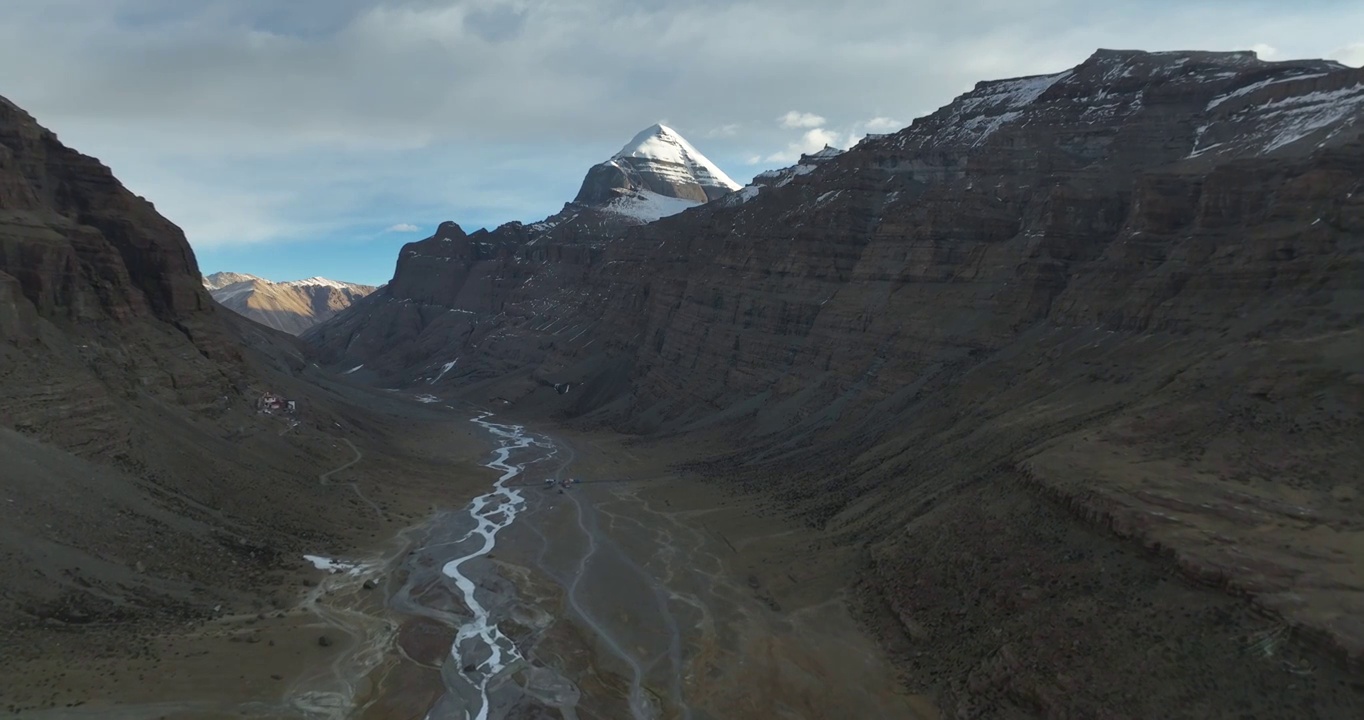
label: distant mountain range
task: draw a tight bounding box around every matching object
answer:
[203,272,376,335]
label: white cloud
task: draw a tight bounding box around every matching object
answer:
[1,0,1361,252]
[759,115,906,165]
[1332,43,1364,67]
[779,111,827,129]
[1250,43,1279,59]
[706,123,741,138]
[386,223,421,232]
[840,116,907,149]
[863,116,903,132]
[765,127,841,163]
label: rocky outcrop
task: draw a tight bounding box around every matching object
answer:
[308,49,1364,712]
[204,271,376,335]
[748,145,843,191]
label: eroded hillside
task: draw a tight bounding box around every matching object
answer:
[306,49,1364,714]
[0,94,406,635]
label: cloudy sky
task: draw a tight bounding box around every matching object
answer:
[1,0,1361,285]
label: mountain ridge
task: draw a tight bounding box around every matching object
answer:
[203,271,376,335]
[304,47,1364,714]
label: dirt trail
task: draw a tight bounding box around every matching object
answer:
[318,438,384,519]
[318,439,363,483]
[492,428,927,720]
[514,439,673,719]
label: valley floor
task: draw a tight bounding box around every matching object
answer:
[0,396,926,720]
[3,388,1362,719]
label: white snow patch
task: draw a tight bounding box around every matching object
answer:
[1259,83,1364,153]
[773,164,817,188]
[933,71,1072,147]
[202,272,262,290]
[805,145,844,160]
[603,190,702,222]
[285,277,353,291]
[415,394,441,404]
[613,124,741,191]
[1189,81,1364,157]
[965,110,1023,145]
[733,185,762,204]
[959,71,1071,115]
[1207,73,1330,110]
[303,555,360,574]
[343,364,364,375]
[431,359,458,384]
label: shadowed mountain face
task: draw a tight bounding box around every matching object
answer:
[203,272,376,335]
[300,123,745,364]
[306,49,1364,713]
[0,94,385,636]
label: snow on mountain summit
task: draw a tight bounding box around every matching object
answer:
[202,271,262,290]
[573,124,741,221]
[611,123,742,192]
[203,273,377,335]
[285,276,354,291]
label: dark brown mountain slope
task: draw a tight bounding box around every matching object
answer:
[0,94,406,636]
[308,49,1364,715]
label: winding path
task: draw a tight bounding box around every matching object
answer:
[317,438,383,518]
[318,438,363,483]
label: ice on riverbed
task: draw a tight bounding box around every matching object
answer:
[438,413,538,719]
[304,555,361,574]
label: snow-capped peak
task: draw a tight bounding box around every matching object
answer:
[284,276,354,290]
[612,124,742,191]
[203,272,371,293]
[202,271,262,290]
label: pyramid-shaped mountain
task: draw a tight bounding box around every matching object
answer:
[572,124,741,221]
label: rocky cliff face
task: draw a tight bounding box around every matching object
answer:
[308,49,1364,713]
[204,272,376,335]
[303,124,741,379]
[0,98,213,331]
[0,94,380,635]
[0,93,241,415]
